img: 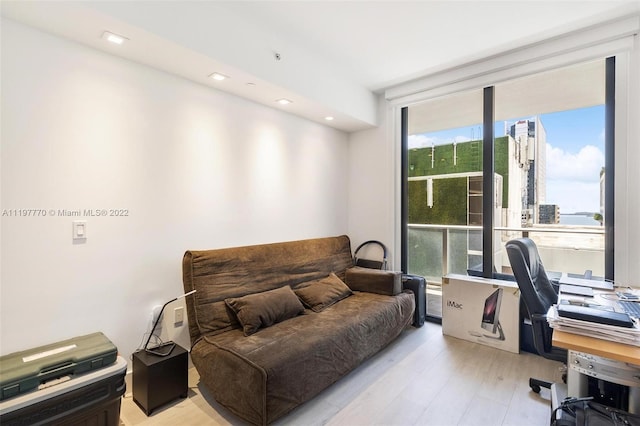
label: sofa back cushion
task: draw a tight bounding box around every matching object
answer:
[182,235,354,343]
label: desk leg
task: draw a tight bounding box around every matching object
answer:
[567,350,589,397]
[631,387,640,414]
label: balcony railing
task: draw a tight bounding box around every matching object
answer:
[408,224,605,318]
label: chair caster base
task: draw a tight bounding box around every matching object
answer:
[529,377,552,393]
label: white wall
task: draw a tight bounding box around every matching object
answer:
[0,19,349,361]
[347,96,397,267]
[615,32,640,288]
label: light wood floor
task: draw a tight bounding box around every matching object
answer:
[120,322,563,426]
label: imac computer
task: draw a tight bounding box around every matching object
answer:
[481,288,505,340]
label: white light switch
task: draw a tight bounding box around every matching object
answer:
[174,306,185,324]
[72,221,87,241]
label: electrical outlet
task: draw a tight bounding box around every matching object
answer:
[174,306,184,324]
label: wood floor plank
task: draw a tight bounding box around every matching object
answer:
[120,323,561,426]
[478,350,524,404]
[458,395,509,426]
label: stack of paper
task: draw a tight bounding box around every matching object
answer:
[547,306,640,347]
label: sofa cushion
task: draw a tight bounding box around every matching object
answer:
[192,290,415,426]
[182,235,354,339]
[345,266,402,295]
[293,273,353,312]
[225,286,305,336]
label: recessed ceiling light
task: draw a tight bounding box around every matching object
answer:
[325,116,334,121]
[102,31,127,45]
[276,98,292,105]
[209,72,228,81]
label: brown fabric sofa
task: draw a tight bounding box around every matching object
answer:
[182,235,415,425]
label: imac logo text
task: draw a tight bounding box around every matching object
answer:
[447,300,463,309]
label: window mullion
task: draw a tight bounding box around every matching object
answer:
[482,86,495,279]
[605,56,615,281]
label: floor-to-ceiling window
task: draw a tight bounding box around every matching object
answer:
[402,58,613,321]
[402,89,483,319]
[493,59,612,279]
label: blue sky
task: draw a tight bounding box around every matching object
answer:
[408,105,605,213]
[540,106,605,152]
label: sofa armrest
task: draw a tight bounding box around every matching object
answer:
[345,266,402,296]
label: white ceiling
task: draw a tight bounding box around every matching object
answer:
[2,1,638,132]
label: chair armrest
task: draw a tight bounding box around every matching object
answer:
[345,266,402,296]
[529,312,565,360]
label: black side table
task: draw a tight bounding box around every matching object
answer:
[132,343,188,415]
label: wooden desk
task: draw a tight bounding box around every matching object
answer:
[553,330,640,366]
[553,329,640,409]
[552,290,640,409]
[554,287,640,366]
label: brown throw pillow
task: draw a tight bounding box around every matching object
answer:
[293,273,353,312]
[225,286,305,336]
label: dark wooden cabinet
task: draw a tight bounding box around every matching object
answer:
[132,343,188,415]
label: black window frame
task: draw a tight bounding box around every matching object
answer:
[401,56,616,289]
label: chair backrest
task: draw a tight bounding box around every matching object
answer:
[506,238,565,361]
[506,238,557,316]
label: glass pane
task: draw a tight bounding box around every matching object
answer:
[494,60,606,278]
[407,89,484,319]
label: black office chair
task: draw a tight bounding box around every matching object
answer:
[506,238,567,393]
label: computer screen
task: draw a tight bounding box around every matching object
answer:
[481,288,503,334]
